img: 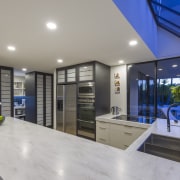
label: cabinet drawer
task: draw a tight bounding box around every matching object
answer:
[96,121,110,144]
[121,125,146,147]
[96,121,109,129]
[122,125,145,136]
[96,137,109,145]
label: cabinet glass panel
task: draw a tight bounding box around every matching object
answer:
[79,65,93,81]
[0,69,12,117]
[57,70,65,83]
[67,68,76,82]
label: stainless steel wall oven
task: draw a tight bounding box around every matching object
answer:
[78,82,95,98]
[77,82,96,140]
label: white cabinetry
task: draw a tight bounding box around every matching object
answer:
[14,76,25,96]
[96,121,110,145]
[96,120,147,150]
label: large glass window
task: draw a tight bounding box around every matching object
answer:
[127,62,155,118]
[128,57,180,121]
[157,58,180,120]
[148,0,180,37]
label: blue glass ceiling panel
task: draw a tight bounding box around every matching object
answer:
[148,0,180,37]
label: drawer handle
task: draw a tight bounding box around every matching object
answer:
[124,144,129,148]
[124,132,133,135]
[99,138,106,141]
[124,125,133,128]
[99,127,106,130]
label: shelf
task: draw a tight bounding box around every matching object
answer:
[15,114,26,117]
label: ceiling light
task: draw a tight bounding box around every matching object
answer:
[172,64,178,68]
[57,59,63,63]
[158,68,163,71]
[46,22,57,30]
[118,60,124,64]
[146,74,149,76]
[129,40,138,46]
[22,68,27,72]
[7,46,16,51]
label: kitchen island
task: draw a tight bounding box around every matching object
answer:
[0,117,180,180]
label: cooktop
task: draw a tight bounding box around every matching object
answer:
[112,115,155,124]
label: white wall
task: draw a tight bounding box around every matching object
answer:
[110,65,127,114]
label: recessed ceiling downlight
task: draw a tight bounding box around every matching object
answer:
[57,59,63,63]
[7,45,16,51]
[46,22,57,30]
[118,60,124,64]
[158,68,163,71]
[22,68,27,72]
[172,64,178,68]
[129,40,138,46]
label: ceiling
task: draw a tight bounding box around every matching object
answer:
[0,0,156,73]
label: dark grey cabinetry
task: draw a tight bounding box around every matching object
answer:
[25,72,53,127]
[57,61,110,140]
[0,66,13,117]
[57,67,76,84]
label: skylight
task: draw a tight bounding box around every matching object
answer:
[148,0,180,37]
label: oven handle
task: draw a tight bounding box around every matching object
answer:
[77,102,94,105]
[77,119,95,124]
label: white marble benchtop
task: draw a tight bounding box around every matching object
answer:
[0,117,180,180]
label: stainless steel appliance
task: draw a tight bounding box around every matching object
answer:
[111,106,121,115]
[78,82,95,98]
[56,84,77,135]
[77,82,96,140]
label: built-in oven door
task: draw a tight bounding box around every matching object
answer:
[78,82,95,97]
[77,120,95,140]
[77,102,95,140]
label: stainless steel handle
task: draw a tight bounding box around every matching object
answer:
[99,127,106,130]
[124,132,133,135]
[77,119,95,124]
[78,102,94,105]
[124,125,133,128]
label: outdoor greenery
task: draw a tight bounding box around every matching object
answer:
[170,85,180,103]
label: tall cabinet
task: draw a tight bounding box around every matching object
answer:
[0,66,13,117]
[25,72,53,127]
[56,61,110,140]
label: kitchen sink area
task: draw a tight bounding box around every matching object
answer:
[138,134,180,162]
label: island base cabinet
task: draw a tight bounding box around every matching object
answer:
[109,124,125,149]
[96,120,147,150]
[109,124,146,150]
[96,121,110,145]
